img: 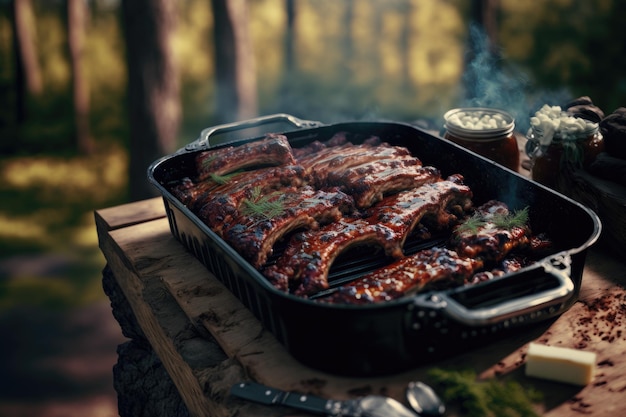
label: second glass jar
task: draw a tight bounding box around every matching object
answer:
[443,108,520,171]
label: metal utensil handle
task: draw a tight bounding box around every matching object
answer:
[435,253,575,326]
[230,382,335,415]
[186,113,322,151]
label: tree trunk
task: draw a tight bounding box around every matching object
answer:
[211,0,257,123]
[400,0,414,90]
[284,0,296,77]
[122,0,180,201]
[340,0,354,80]
[11,0,42,123]
[67,0,94,155]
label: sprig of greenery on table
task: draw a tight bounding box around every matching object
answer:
[428,368,542,417]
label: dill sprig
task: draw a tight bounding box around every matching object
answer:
[201,153,218,169]
[492,207,529,230]
[428,367,542,417]
[455,213,484,235]
[208,171,241,185]
[455,206,530,236]
[240,186,284,219]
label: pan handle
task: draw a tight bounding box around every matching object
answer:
[426,253,575,327]
[185,113,323,151]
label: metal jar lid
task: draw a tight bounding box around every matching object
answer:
[443,107,515,142]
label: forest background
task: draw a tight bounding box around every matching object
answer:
[0,0,625,414]
[3,0,626,309]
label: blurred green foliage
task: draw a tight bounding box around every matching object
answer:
[0,0,624,309]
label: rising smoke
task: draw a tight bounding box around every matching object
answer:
[460,23,572,133]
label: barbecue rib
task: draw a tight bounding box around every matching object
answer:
[297,141,414,188]
[328,160,440,208]
[450,200,532,262]
[262,218,396,296]
[262,176,473,297]
[223,186,355,268]
[194,165,306,235]
[320,247,484,304]
[362,175,473,256]
[292,132,378,159]
[315,200,541,304]
[195,133,296,181]
[468,254,530,284]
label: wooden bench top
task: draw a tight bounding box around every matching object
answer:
[96,197,626,417]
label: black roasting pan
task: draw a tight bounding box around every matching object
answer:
[148,114,601,376]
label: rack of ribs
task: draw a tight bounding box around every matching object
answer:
[262,217,397,296]
[291,131,378,159]
[296,141,415,189]
[362,175,473,256]
[319,200,543,304]
[222,186,356,268]
[262,176,474,297]
[193,165,306,235]
[327,159,441,208]
[319,247,484,304]
[195,133,296,181]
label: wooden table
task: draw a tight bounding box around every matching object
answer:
[96,197,626,417]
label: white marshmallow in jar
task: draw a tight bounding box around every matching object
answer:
[525,104,604,189]
[443,108,519,171]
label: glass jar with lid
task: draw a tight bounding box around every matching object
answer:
[525,105,605,189]
[443,108,520,171]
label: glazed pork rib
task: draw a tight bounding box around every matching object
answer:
[297,141,415,188]
[195,133,296,181]
[362,175,473,256]
[320,200,540,304]
[450,200,532,262]
[195,165,306,235]
[321,247,484,304]
[262,218,396,296]
[292,131,377,160]
[262,176,473,297]
[222,186,355,268]
[327,160,441,208]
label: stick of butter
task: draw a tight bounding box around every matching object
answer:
[525,342,597,385]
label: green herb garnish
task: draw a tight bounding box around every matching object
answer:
[455,213,484,235]
[456,206,530,236]
[428,368,542,417]
[201,153,218,169]
[240,186,284,219]
[492,207,529,230]
[208,171,241,185]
